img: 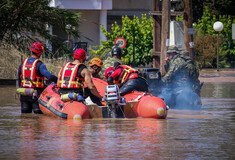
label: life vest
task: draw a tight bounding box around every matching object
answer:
[58,62,84,89]
[114,65,140,86]
[20,58,45,88]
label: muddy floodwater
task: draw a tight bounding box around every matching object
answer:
[1,72,235,159]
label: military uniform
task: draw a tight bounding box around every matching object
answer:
[100,56,125,79]
[162,53,200,95]
[161,47,202,108]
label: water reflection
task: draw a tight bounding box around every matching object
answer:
[201,83,235,98]
[0,83,235,159]
[17,117,167,159]
[0,85,19,106]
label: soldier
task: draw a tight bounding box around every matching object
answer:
[100,45,125,79]
[161,46,201,108]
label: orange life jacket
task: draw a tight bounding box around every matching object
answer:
[114,65,140,86]
[20,58,45,88]
[58,62,84,89]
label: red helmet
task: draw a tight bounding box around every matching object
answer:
[30,42,44,54]
[74,49,86,60]
[105,67,114,80]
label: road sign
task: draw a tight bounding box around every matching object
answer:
[115,37,126,48]
[188,28,195,35]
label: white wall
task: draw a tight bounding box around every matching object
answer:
[51,0,112,10]
[100,10,107,44]
[169,21,184,50]
[49,0,112,51]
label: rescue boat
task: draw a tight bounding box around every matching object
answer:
[90,78,168,119]
[38,83,90,120]
[38,78,168,120]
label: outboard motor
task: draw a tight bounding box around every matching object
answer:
[104,85,121,118]
[142,68,161,95]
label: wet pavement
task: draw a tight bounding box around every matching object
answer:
[199,69,235,83]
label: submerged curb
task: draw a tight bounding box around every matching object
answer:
[0,79,17,85]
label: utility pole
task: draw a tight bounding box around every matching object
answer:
[150,1,183,74]
[183,0,194,59]
[160,0,170,75]
[152,0,161,68]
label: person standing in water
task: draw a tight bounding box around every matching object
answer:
[18,42,57,114]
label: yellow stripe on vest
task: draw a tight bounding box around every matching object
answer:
[61,62,70,87]
[22,58,28,87]
[121,68,132,84]
[68,64,79,88]
[30,59,39,87]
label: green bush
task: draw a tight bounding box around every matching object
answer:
[194,6,235,68]
[90,14,153,66]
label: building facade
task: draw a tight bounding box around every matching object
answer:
[50,0,154,53]
[50,0,183,54]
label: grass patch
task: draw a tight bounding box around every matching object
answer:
[0,45,64,79]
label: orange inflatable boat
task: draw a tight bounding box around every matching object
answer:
[38,78,168,120]
[38,83,90,120]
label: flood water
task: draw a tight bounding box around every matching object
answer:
[1,81,235,159]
